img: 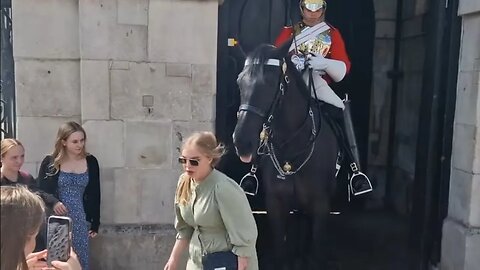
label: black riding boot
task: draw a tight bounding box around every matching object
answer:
[325,102,372,198]
[341,98,372,197]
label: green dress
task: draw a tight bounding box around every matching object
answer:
[175,169,259,270]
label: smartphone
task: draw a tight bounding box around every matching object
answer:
[46,216,72,266]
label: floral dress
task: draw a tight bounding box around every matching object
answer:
[58,171,90,270]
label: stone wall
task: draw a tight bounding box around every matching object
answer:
[12,0,218,268]
[441,0,480,269]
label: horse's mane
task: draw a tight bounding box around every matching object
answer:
[237,43,311,99]
[284,58,310,97]
[237,44,277,85]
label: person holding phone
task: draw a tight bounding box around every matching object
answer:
[38,121,101,270]
[1,185,81,270]
[164,132,258,270]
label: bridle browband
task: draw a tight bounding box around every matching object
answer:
[237,59,284,119]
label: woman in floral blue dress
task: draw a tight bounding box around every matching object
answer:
[38,121,101,270]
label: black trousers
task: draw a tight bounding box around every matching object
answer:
[321,103,350,161]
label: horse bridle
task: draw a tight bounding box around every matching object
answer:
[238,59,288,121]
[238,58,318,181]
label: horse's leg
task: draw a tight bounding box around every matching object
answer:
[309,198,330,269]
[265,185,290,270]
[294,212,311,270]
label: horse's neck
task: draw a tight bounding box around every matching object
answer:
[275,74,309,133]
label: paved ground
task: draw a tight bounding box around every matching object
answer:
[326,210,410,270]
[255,209,410,270]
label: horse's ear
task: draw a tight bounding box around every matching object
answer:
[274,37,293,58]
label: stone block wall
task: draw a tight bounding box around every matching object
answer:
[12,0,218,268]
[441,1,480,269]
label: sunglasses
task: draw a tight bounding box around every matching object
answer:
[178,157,200,166]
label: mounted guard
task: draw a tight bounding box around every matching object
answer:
[239,0,372,198]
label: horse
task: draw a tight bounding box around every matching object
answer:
[232,40,339,269]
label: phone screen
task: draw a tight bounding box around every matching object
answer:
[46,216,71,265]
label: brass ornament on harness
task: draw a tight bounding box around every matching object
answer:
[260,128,269,141]
[283,162,292,173]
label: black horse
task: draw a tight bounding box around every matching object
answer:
[233,40,339,269]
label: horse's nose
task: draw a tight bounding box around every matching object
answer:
[232,132,250,152]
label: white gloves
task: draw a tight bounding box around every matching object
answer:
[307,53,329,71]
[306,53,347,82]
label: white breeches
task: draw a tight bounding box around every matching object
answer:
[302,71,345,109]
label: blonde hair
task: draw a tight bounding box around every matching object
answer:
[1,139,24,171]
[50,121,87,174]
[176,132,226,205]
[1,138,24,158]
[1,185,45,270]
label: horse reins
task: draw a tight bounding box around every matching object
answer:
[239,58,320,178]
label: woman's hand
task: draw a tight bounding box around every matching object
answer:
[164,258,179,270]
[26,250,49,270]
[88,230,97,238]
[51,250,82,270]
[238,256,249,270]
[53,202,68,215]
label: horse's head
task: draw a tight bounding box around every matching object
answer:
[233,39,293,163]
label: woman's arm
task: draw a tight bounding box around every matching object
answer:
[164,238,189,270]
[87,155,101,233]
[165,200,193,270]
[36,156,60,208]
[215,179,258,258]
[21,171,59,208]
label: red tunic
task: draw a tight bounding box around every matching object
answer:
[274,23,351,83]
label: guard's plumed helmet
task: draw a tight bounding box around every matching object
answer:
[300,0,327,12]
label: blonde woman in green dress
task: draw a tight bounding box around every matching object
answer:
[164,132,258,270]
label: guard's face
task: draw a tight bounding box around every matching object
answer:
[302,7,324,23]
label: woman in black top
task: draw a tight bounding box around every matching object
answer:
[0,138,59,251]
[37,121,101,270]
[1,139,35,186]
